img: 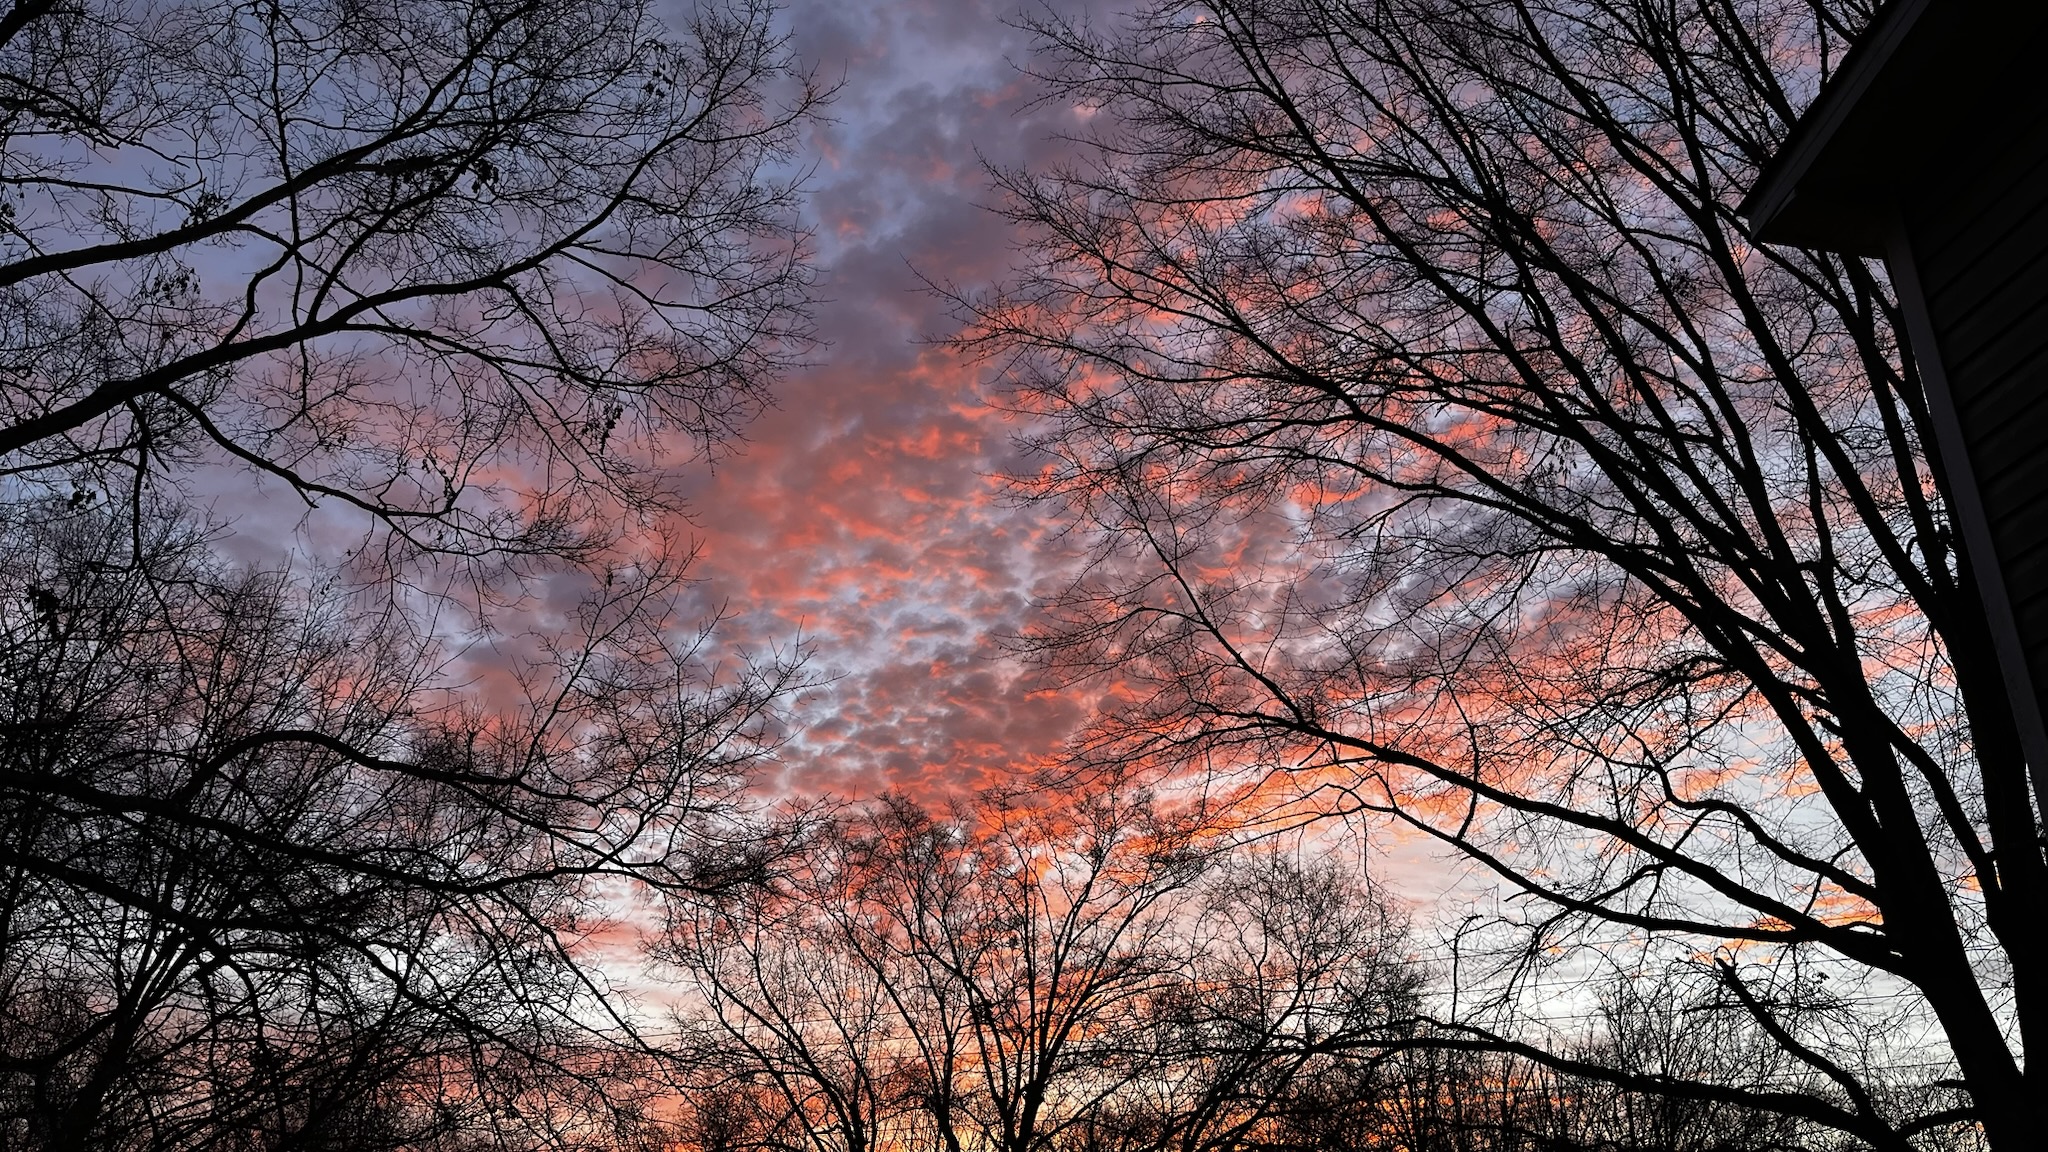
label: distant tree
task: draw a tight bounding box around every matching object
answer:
[1275,1039,1820,1152]
[1392,979,1833,1152]
[958,0,2015,1145]
[668,791,1846,1152]
[0,499,799,1149]
[0,0,819,572]
[669,788,1423,1152]
[1077,849,1418,1152]
[670,783,1220,1152]
[1083,893,1825,1152]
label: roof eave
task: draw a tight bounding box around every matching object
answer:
[1740,0,1931,251]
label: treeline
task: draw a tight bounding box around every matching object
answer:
[0,513,1849,1152]
[662,789,1904,1152]
[0,504,1971,1149]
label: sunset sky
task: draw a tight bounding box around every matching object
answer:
[655,0,1459,902]
[670,0,1098,796]
[8,2,2015,1140]
[192,0,1099,797]
[178,0,1459,902]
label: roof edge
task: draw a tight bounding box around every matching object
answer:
[1738,0,1930,233]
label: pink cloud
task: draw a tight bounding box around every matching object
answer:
[666,0,1103,797]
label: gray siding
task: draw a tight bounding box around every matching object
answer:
[1914,98,2048,695]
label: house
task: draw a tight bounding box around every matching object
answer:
[1743,0,2048,771]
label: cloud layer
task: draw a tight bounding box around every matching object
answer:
[673,0,1094,796]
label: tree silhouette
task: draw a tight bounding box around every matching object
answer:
[955,0,2017,1144]
[671,785,1214,1152]
[0,0,820,571]
[668,788,1830,1152]
[0,2,820,1138]
[0,499,799,1149]
[668,784,1426,1152]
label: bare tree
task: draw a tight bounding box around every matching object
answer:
[668,793,1838,1152]
[669,782,1233,1152]
[0,0,819,571]
[1079,849,1418,1152]
[0,2,821,1141]
[0,498,800,1149]
[954,0,2018,1145]
[1269,1035,1821,1152]
[670,787,1438,1152]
